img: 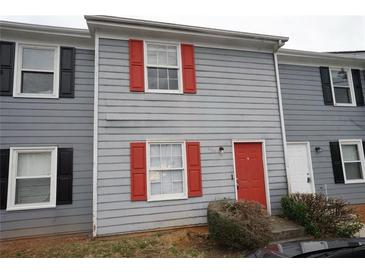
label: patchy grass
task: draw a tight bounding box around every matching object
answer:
[0,227,248,258]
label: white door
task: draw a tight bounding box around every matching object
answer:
[287,142,315,193]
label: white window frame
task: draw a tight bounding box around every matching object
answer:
[6,146,58,211]
[13,43,60,99]
[144,41,183,94]
[329,67,356,107]
[146,141,188,201]
[339,139,365,184]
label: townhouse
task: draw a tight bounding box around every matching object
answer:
[0,16,364,239]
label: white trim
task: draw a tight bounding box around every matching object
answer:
[0,20,90,38]
[273,52,290,194]
[231,139,271,215]
[143,40,183,94]
[6,146,58,211]
[146,141,188,202]
[277,48,365,69]
[329,67,357,107]
[95,32,281,54]
[339,139,365,184]
[287,142,316,194]
[13,43,60,99]
[92,34,100,238]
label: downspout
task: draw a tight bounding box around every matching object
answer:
[92,33,99,238]
[273,40,291,194]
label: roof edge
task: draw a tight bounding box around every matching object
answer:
[85,15,289,43]
[0,20,91,38]
[278,48,365,68]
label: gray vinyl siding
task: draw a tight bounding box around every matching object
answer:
[0,49,94,239]
[279,63,365,204]
[96,38,287,236]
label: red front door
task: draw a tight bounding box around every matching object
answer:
[234,142,267,207]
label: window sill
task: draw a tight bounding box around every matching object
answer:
[344,180,365,184]
[6,203,56,211]
[333,103,357,107]
[145,89,183,95]
[147,195,188,202]
[13,93,59,99]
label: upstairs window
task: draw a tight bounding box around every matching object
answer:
[145,42,181,93]
[15,44,59,98]
[339,140,365,184]
[330,68,356,106]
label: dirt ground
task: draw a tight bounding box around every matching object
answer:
[0,226,248,258]
[351,204,365,223]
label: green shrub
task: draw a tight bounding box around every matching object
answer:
[207,199,273,250]
[281,193,363,238]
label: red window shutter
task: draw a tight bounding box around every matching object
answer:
[130,142,147,201]
[129,39,145,92]
[186,142,202,197]
[181,44,196,93]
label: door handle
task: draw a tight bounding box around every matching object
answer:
[307,173,311,183]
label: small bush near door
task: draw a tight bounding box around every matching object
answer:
[281,193,363,238]
[207,200,273,250]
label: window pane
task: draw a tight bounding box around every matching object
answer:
[331,68,349,87]
[147,50,158,65]
[150,144,160,158]
[22,48,54,71]
[334,87,352,104]
[21,72,53,94]
[158,68,168,89]
[172,170,183,182]
[173,181,183,193]
[17,152,52,177]
[345,162,363,180]
[151,182,161,195]
[162,171,173,194]
[342,144,360,161]
[168,69,178,79]
[168,51,177,66]
[171,144,182,156]
[147,68,158,89]
[15,177,50,204]
[168,69,178,90]
[169,79,178,90]
[150,171,161,182]
[157,50,168,66]
[161,144,172,168]
[172,156,183,168]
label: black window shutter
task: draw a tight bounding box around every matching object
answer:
[0,41,15,96]
[329,142,345,184]
[320,67,333,105]
[59,47,75,98]
[0,149,10,209]
[351,69,364,106]
[57,148,73,205]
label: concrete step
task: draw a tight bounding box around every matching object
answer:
[271,216,308,242]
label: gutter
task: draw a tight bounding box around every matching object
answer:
[273,41,291,194]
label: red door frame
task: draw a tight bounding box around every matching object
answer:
[232,140,271,214]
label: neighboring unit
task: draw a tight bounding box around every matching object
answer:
[278,49,365,205]
[0,22,95,239]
